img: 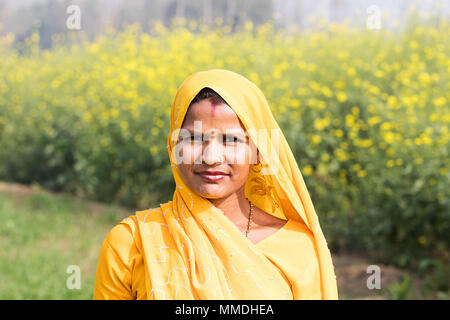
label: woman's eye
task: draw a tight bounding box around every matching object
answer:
[180,135,200,142]
[224,136,243,143]
[190,135,202,142]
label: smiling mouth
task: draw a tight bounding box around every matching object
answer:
[195,171,229,182]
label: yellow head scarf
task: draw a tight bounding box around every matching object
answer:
[133,69,338,299]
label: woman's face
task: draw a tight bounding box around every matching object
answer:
[176,99,258,200]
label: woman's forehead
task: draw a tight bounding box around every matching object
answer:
[182,99,245,130]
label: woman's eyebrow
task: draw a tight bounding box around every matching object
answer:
[182,128,249,140]
[184,129,201,135]
[224,129,249,137]
[183,128,245,134]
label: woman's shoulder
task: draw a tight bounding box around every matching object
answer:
[103,215,139,253]
[104,202,172,250]
[133,202,173,222]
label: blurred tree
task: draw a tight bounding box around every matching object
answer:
[0,1,9,31]
[295,0,305,28]
[246,0,273,26]
[176,0,186,20]
[80,0,101,40]
[3,0,445,49]
[202,0,212,26]
[226,0,237,23]
[33,0,67,49]
[330,0,345,23]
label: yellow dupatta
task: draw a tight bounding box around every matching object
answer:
[122,69,338,299]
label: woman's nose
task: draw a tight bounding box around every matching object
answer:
[202,137,225,165]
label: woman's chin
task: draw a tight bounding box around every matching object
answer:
[195,186,229,200]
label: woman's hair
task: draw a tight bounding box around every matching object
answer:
[189,87,228,107]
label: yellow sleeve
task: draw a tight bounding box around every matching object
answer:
[93,223,137,300]
[290,228,322,300]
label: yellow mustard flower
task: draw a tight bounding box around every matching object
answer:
[303,165,313,176]
[336,92,347,102]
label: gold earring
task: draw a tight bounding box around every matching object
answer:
[251,162,262,173]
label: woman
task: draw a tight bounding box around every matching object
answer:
[93,69,338,300]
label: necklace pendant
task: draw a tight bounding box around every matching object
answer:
[246,201,254,237]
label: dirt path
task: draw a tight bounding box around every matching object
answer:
[332,253,418,299]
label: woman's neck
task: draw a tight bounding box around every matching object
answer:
[209,187,250,226]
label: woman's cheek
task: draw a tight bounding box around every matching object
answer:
[225,144,253,165]
[177,143,201,164]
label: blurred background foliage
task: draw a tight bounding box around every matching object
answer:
[0,0,448,297]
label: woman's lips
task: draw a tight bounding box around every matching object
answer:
[196,171,229,182]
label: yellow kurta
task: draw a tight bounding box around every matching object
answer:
[94,216,321,300]
[93,69,338,300]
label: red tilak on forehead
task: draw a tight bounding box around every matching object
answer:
[210,101,217,118]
